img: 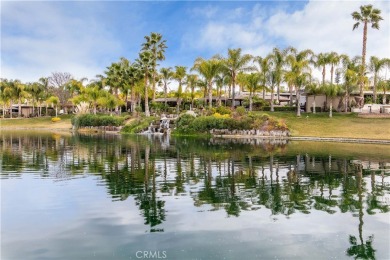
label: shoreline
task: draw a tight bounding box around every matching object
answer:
[214,134,390,145]
[1,127,390,145]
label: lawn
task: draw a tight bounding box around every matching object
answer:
[260,112,390,140]
[0,115,72,130]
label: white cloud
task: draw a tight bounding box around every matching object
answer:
[267,0,390,59]
[1,2,122,82]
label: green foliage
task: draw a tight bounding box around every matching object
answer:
[215,106,232,115]
[72,114,125,128]
[235,106,246,116]
[174,112,287,135]
[121,116,157,134]
[262,106,296,112]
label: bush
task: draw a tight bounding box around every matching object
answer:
[72,114,125,129]
[215,106,232,115]
[235,106,246,116]
[262,106,296,112]
[51,117,61,122]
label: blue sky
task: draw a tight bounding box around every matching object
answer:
[1,0,389,83]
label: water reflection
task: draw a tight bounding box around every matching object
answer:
[1,132,389,259]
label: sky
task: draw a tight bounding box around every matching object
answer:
[1,0,390,84]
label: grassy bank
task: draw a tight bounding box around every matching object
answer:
[0,115,72,130]
[260,112,390,140]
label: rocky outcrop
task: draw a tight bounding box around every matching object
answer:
[210,129,290,137]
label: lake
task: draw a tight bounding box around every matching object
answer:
[1,131,389,260]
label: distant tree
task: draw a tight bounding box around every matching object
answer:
[142,32,167,101]
[218,48,253,108]
[48,72,72,112]
[323,83,340,118]
[173,66,187,114]
[369,56,390,103]
[159,67,174,108]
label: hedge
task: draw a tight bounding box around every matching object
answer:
[72,114,125,128]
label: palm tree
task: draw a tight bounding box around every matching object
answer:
[159,67,173,109]
[323,83,340,118]
[269,47,286,104]
[369,57,390,103]
[192,57,222,109]
[306,82,321,113]
[285,47,314,116]
[315,52,330,86]
[186,74,198,110]
[328,52,346,85]
[142,32,167,101]
[0,79,14,118]
[173,66,187,114]
[26,82,45,117]
[46,96,60,117]
[254,56,271,100]
[13,80,27,118]
[136,50,154,117]
[219,48,253,108]
[378,79,390,105]
[242,73,261,111]
[352,4,383,100]
[341,56,361,111]
[85,85,103,115]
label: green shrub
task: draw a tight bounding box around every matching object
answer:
[72,114,125,128]
[235,106,246,116]
[262,106,296,112]
[215,106,232,115]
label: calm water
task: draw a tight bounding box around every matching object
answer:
[1,132,390,260]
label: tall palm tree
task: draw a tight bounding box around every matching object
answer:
[159,67,173,109]
[352,4,383,99]
[192,57,222,109]
[369,56,390,103]
[136,50,154,117]
[328,52,346,85]
[218,48,253,108]
[142,32,167,101]
[315,52,330,86]
[173,66,187,114]
[269,47,286,104]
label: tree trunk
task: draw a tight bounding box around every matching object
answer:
[277,83,280,104]
[322,66,326,85]
[330,65,334,85]
[296,89,301,117]
[383,89,387,105]
[329,98,333,118]
[208,81,213,109]
[312,96,316,113]
[360,21,368,100]
[18,97,22,117]
[289,85,293,106]
[270,85,274,112]
[131,88,136,115]
[145,73,150,117]
[373,74,377,103]
[231,81,235,108]
[249,92,253,111]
